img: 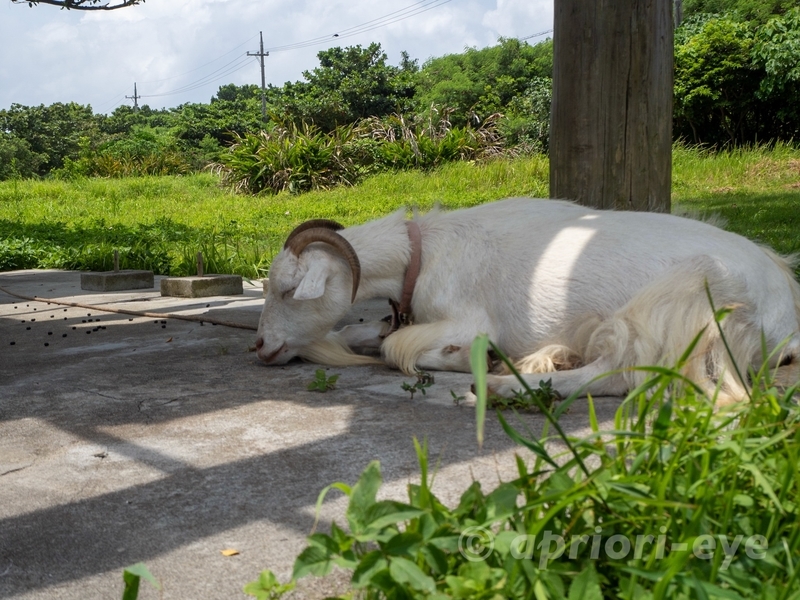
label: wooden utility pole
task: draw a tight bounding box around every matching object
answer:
[248,31,269,123]
[126,82,140,112]
[549,0,673,212]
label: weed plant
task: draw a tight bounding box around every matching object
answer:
[213,111,507,195]
[243,326,800,600]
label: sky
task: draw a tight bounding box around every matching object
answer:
[0,0,553,115]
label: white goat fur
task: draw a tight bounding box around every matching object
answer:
[256,198,800,402]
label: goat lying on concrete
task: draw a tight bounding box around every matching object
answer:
[255,198,800,403]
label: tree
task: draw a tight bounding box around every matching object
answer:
[0,102,99,175]
[415,38,552,127]
[674,16,761,145]
[550,0,673,212]
[13,0,142,9]
[268,43,417,131]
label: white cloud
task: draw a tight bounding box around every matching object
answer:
[0,0,553,113]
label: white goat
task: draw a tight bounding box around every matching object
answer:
[255,198,800,402]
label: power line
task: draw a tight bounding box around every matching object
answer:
[138,33,260,85]
[140,54,253,99]
[266,0,453,53]
[519,29,553,41]
[135,0,454,100]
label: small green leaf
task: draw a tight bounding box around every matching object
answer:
[363,500,424,530]
[470,334,489,449]
[122,563,160,600]
[346,461,382,534]
[351,550,388,588]
[292,545,335,579]
[568,564,602,600]
[389,556,437,593]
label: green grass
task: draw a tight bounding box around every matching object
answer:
[0,158,548,277]
[672,143,800,257]
[1,146,799,277]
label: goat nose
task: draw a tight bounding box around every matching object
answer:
[255,337,264,350]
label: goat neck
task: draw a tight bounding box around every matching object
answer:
[339,210,418,303]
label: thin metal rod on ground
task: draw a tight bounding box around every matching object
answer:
[0,285,258,331]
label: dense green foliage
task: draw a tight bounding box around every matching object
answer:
[213,111,504,194]
[266,43,418,131]
[3,0,800,183]
[245,334,800,599]
[0,38,549,182]
[674,8,800,145]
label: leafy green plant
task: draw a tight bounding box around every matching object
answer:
[486,378,560,411]
[242,569,296,600]
[401,370,435,399]
[308,369,340,392]
[246,316,800,599]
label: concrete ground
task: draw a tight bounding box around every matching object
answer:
[0,270,623,599]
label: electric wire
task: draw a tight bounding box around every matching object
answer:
[133,0,453,100]
[265,0,453,53]
[518,28,553,41]
[141,54,254,98]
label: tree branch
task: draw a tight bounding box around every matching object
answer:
[13,0,143,10]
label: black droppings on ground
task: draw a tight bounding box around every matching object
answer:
[62,334,67,337]
[26,327,30,330]
[48,332,52,335]
[44,343,49,347]
[10,341,15,345]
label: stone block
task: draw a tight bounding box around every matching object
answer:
[80,270,154,292]
[160,274,243,298]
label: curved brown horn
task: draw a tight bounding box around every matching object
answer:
[285,228,361,303]
[284,219,344,249]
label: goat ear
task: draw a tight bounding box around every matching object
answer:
[292,259,330,300]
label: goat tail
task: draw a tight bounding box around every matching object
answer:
[299,332,383,368]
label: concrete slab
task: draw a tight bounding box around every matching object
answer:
[0,269,624,600]
[160,275,243,298]
[80,270,155,292]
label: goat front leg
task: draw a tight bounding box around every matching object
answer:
[381,321,487,375]
[336,320,392,350]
